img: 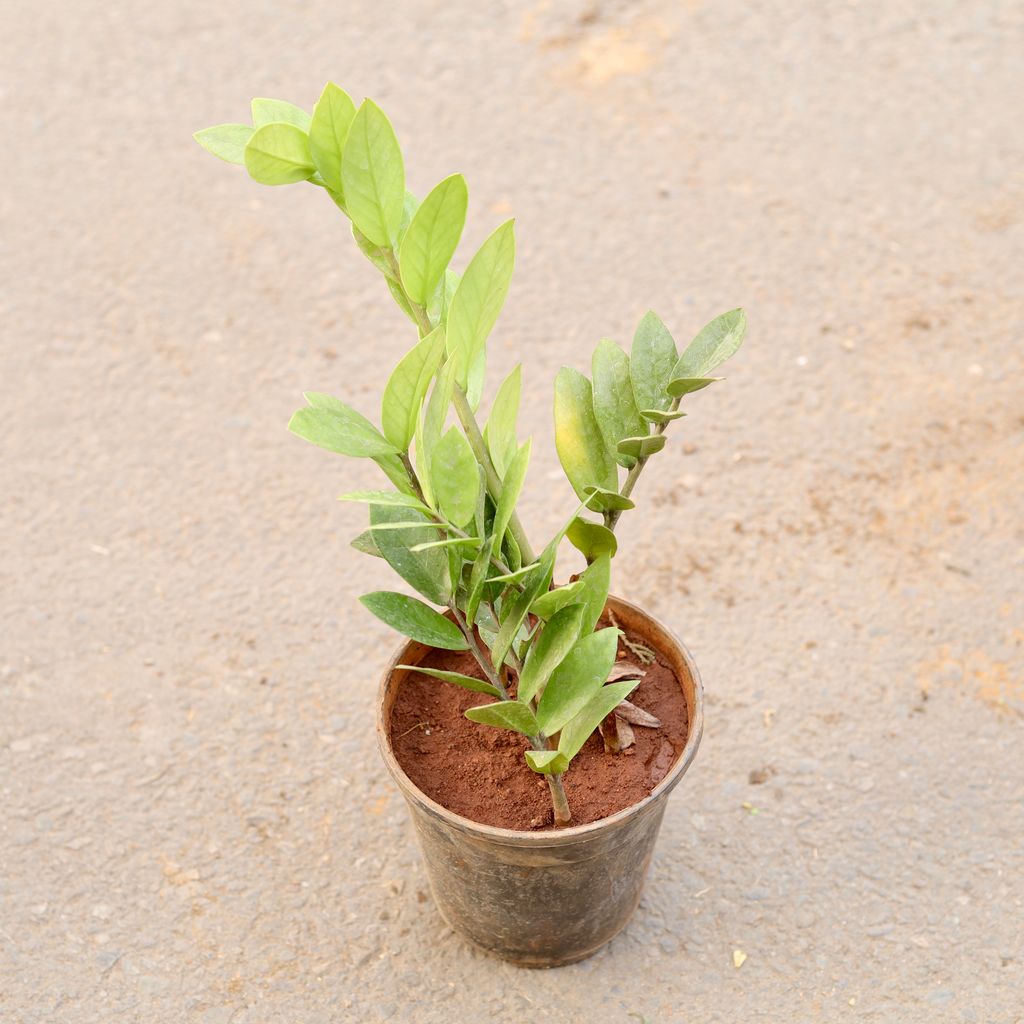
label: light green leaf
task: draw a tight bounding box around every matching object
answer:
[251,97,312,129]
[308,82,357,194]
[359,592,467,650]
[557,679,640,763]
[381,325,446,451]
[492,439,530,550]
[631,310,678,414]
[554,367,617,500]
[397,664,501,698]
[484,365,521,478]
[194,124,254,165]
[465,534,495,627]
[525,749,568,775]
[575,553,611,636]
[244,123,315,185]
[363,520,443,533]
[464,699,538,736]
[352,223,396,280]
[582,487,635,513]
[415,361,454,508]
[617,434,667,459]
[465,346,486,411]
[445,220,515,388]
[672,308,747,378]
[341,99,405,247]
[399,174,468,305]
[639,408,687,424]
[288,395,397,457]
[530,581,583,619]
[370,504,450,605]
[338,490,432,514]
[665,376,722,399]
[372,452,418,497]
[518,603,585,704]
[488,561,540,584]
[431,427,478,528]
[592,339,647,469]
[566,517,618,561]
[351,529,382,557]
[409,536,480,552]
[535,627,620,735]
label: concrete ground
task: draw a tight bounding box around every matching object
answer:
[2,1,1022,1021]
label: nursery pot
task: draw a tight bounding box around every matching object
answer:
[375,595,704,968]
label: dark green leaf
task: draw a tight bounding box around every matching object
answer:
[359,592,467,649]
[535,627,619,735]
[397,664,501,698]
[464,535,495,627]
[630,310,678,414]
[530,581,583,619]
[351,530,382,557]
[465,700,539,736]
[592,339,647,469]
[517,603,585,704]
[557,679,640,763]
[554,367,618,500]
[370,504,450,604]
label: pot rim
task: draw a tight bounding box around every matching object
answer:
[375,594,704,848]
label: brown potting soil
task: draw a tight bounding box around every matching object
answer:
[388,621,690,831]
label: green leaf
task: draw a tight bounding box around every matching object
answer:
[535,627,620,735]
[464,700,538,736]
[665,376,722,399]
[359,592,467,650]
[194,124,254,165]
[490,539,558,672]
[639,408,687,424]
[397,664,502,698]
[466,346,487,411]
[465,534,495,627]
[557,679,640,763]
[525,749,568,775]
[308,82,357,194]
[409,536,480,552]
[672,308,747,378]
[630,310,678,414]
[488,561,540,584]
[416,361,455,508]
[592,339,647,469]
[617,435,667,459]
[484,365,521,479]
[381,325,446,451]
[370,504,450,605]
[431,427,478,528]
[251,97,311,129]
[445,220,515,388]
[518,603,585,704]
[351,529,382,557]
[554,367,617,500]
[566,517,618,561]
[492,439,530,550]
[244,123,315,185]
[352,223,396,280]
[341,99,405,247]
[289,395,397,457]
[575,553,611,636]
[372,452,418,497]
[399,174,468,305]
[530,581,583,619]
[582,487,635,513]
[338,490,432,514]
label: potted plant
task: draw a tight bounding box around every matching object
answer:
[195,84,746,967]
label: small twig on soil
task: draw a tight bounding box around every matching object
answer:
[609,611,657,665]
[396,720,434,739]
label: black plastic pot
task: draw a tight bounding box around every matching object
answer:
[376,595,704,967]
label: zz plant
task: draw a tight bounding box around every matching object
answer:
[196,84,746,826]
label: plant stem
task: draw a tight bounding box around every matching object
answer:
[547,774,571,826]
[450,604,509,698]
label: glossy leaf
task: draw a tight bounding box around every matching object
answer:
[431,427,478,528]
[554,367,617,500]
[525,749,568,775]
[464,700,539,736]
[566,517,618,561]
[288,394,397,457]
[397,664,501,698]
[399,174,468,305]
[492,439,530,550]
[341,100,405,247]
[535,627,620,735]
[244,123,315,185]
[445,220,515,388]
[592,339,646,469]
[359,592,467,649]
[488,561,540,584]
[665,376,722,399]
[415,361,455,508]
[639,408,687,424]
[484,365,521,478]
[490,539,558,672]
[582,487,635,513]
[308,82,357,194]
[672,308,747,378]
[409,536,480,552]
[370,504,450,605]
[617,434,667,459]
[251,97,311,129]
[464,535,495,627]
[530,581,583,619]
[557,680,640,763]
[517,603,585,704]
[381,325,446,451]
[631,310,678,414]
[575,553,611,636]
[338,490,432,514]
[194,124,253,165]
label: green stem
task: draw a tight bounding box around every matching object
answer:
[450,604,509,698]
[547,774,571,826]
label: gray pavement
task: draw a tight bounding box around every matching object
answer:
[2,1,1022,1021]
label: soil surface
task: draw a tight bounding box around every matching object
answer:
[390,623,689,830]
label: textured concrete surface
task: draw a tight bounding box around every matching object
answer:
[2,1,1023,1021]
